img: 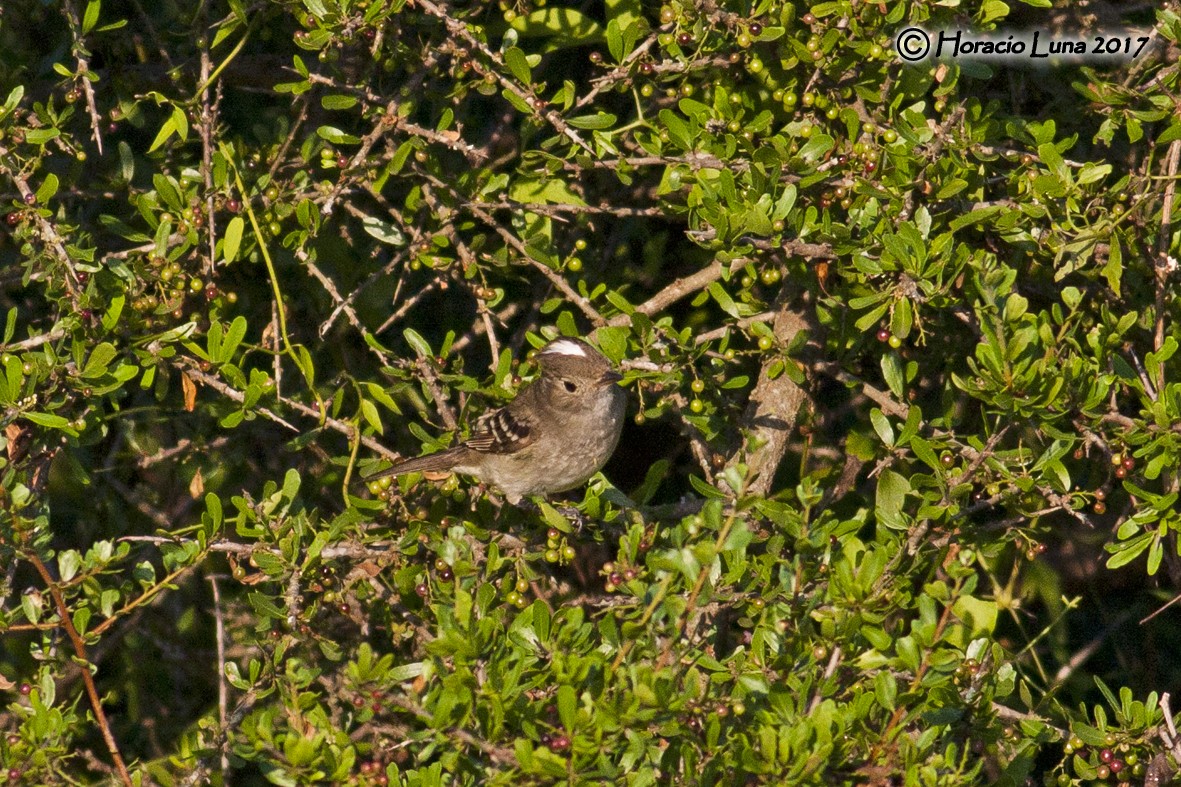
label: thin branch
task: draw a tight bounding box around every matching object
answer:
[1153,139,1179,395]
[25,552,134,787]
[207,575,231,782]
[60,0,104,156]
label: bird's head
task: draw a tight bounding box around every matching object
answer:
[535,338,623,407]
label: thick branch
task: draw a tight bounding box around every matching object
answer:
[731,292,809,496]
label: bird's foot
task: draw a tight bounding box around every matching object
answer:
[553,504,587,529]
[518,498,591,532]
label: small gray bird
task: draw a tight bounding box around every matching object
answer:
[367,337,626,503]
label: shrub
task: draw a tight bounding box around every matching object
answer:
[1,0,1180,784]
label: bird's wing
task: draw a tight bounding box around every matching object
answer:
[463,404,535,454]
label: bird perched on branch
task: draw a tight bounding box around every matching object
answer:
[367,337,626,504]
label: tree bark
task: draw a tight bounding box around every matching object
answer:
[733,291,809,497]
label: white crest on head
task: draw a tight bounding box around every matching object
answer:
[541,339,588,358]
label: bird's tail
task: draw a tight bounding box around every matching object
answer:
[364,446,469,482]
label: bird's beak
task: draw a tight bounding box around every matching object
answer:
[599,370,623,386]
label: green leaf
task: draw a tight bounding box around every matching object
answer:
[25,128,61,145]
[36,173,59,204]
[870,409,894,447]
[82,342,118,378]
[3,85,24,114]
[317,126,362,145]
[910,436,941,473]
[708,282,740,318]
[403,328,432,358]
[26,412,72,429]
[320,94,357,110]
[83,0,101,33]
[536,500,572,533]
[875,671,897,711]
[979,0,1011,24]
[361,215,406,246]
[606,19,623,62]
[220,316,248,363]
[952,595,998,636]
[510,179,587,206]
[605,0,641,30]
[658,109,691,149]
[58,550,82,582]
[117,140,135,182]
[875,470,909,530]
[100,293,125,333]
[567,112,617,130]
[205,492,223,529]
[152,174,184,212]
[510,8,605,46]
[504,46,532,84]
[1102,233,1122,296]
[360,398,383,435]
[223,216,244,263]
[880,351,904,398]
[1106,533,1153,569]
[557,684,577,730]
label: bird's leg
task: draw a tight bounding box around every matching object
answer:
[552,503,589,531]
[518,498,590,532]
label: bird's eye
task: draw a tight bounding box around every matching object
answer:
[563,380,578,393]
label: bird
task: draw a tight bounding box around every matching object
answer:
[367,337,626,504]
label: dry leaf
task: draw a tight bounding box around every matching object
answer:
[181,370,197,412]
[189,467,205,498]
[6,423,31,463]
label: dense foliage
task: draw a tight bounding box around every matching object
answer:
[2,0,1181,784]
